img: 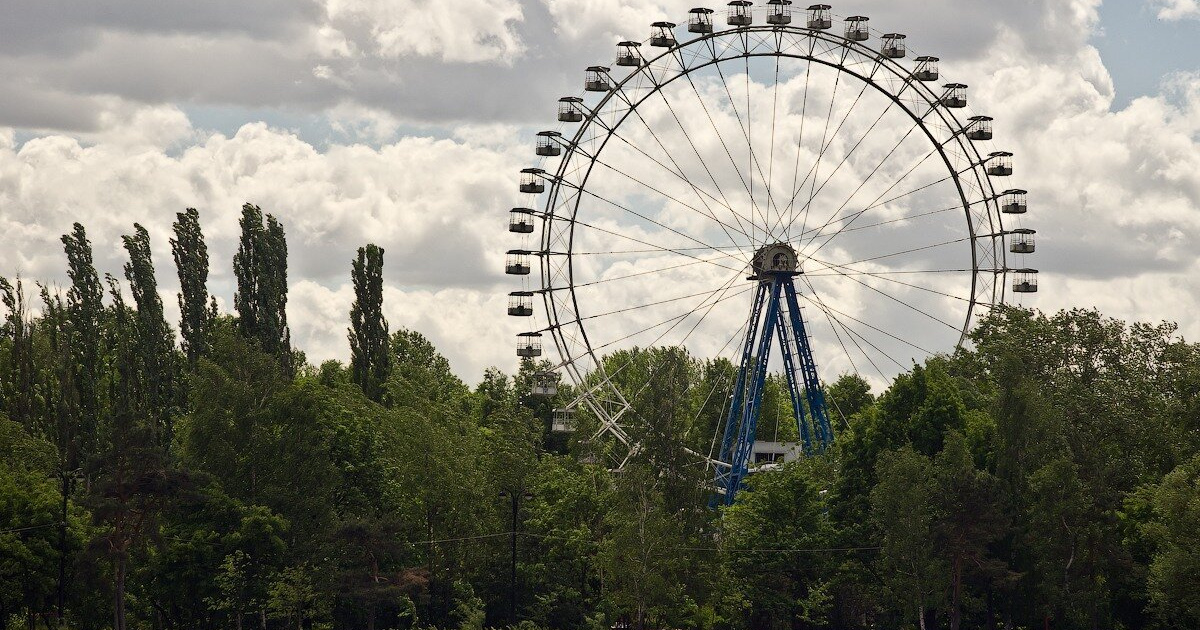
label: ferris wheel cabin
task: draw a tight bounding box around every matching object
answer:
[967,116,994,141]
[1013,269,1039,293]
[689,8,715,33]
[530,371,558,397]
[767,1,793,25]
[616,41,643,67]
[728,1,753,26]
[806,4,832,29]
[1001,189,1028,214]
[520,168,546,193]
[536,131,562,156]
[516,332,543,358]
[558,97,584,122]
[584,66,611,92]
[941,83,968,108]
[914,56,939,81]
[881,33,906,58]
[552,408,576,432]
[987,151,1013,177]
[845,16,870,41]
[651,22,677,47]
[509,208,536,233]
[505,250,532,275]
[1010,229,1036,254]
[508,291,535,317]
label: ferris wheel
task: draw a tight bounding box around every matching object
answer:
[505,2,1037,501]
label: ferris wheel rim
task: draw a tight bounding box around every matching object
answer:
[535,22,1007,387]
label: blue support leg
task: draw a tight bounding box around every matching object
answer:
[783,280,833,451]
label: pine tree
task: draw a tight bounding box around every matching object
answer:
[349,244,391,403]
[233,203,292,375]
[171,208,215,365]
[122,223,178,451]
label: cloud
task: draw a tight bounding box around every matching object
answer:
[323,0,527,63]
[2,0,1200,387]
[1152,0,1200,20]
[0,118,529,379]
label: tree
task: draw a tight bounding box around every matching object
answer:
[1141,454,1200,627]
[233,203,292,375]
[61,222,105,459]
[349,244,391,403]
[931,431,1009,630]
[92,276,187,630]
[172,208,216,365]
[871,446,943,630]
[0,276,36,429]
[724,460,837,629]
[123,223,179,451]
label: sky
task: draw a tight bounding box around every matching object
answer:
[0,0,1198,387]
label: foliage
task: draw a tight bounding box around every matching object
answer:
[1,207,1197,630]
[350,244,392,404]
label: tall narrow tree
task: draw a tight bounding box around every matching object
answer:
[349,244,391,403]
[233,203,292,375]
[171,208,215,365]
[61,222,105,459]
[123,223,178,451]
[0,276,35,428]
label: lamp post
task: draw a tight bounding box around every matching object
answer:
[498,489,533,623]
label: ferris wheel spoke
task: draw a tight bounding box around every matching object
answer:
[793,50,845,247]
[617,269,751,413]
[797,139,973,249]
[610,74,758,246]
[671,48,764,245]
[579,163,752,265]
[800,275,890,384]
[607,126,755,243]
[793,284,935,357]
[805,267,973,277]
[577,283,743,324]
[801,202,958,240]
[803,261,963,333]
[776,73,876,243]
[814,235,972,268]
[786,51,813,247]
[585,282,756,357]
[799,135,942,260]
[568,215,748,274]
[703,46,770,234]
[569,255,743,291]
[807,266,973,304]
[794,286,912,372]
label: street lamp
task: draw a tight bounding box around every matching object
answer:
[498,489,534,623]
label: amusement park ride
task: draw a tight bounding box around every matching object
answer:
[504,2,1037,504]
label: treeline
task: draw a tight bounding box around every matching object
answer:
[1,205,1199,630]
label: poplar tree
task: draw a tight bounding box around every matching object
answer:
[171,208,215,365]
[349,244,390,403]
[0,276,35,428]
[233,203,292,375]
[61,222,105,457]
[122,223,178,450]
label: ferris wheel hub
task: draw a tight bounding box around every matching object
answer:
[750,242,801,280]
